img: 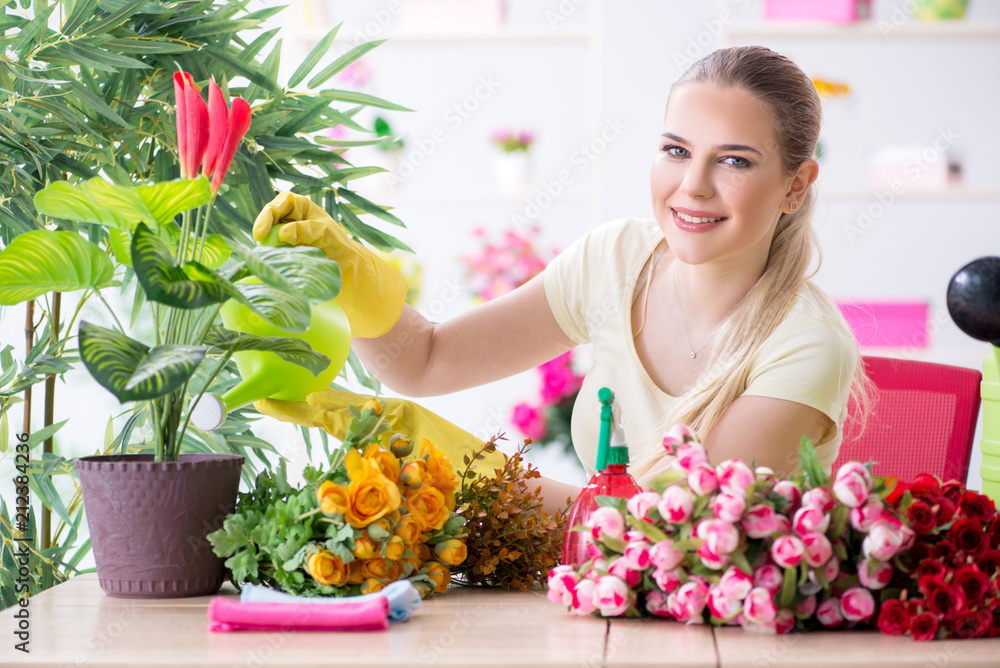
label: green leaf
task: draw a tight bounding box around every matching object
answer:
[34,178,154,229]
[61,0,99,35]
[203,326,330,376]
[730,550,753,576]
[626,516,669,544]
[288,23,342,88]
[235,245,341,303]
[78,321,206,402]
[799,435,828,488]
[0,412,7,454]
[236,282,312,334]
[132,223,230,309]
[77,0,149,35]
[599,532,627,554]
[320,88,413,112]
[135,177,212,226]
[0,230,114,305]
[778,565,797,608]
[307,39,387,89]
[336,187,404,227]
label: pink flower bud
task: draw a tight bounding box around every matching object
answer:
[792,505,831,536]
[836,461,873,488]
[607,557,642,588]
[687,462,719,496]
[583,558,607,581]
[840,586,875,622]
[717,460,755,495]
[708,586,743,621]
[668,579,709,624]
[661,422,697,454]
[658,486,694,524]
[589,506,626,540]
[713,491,747,523]
[743,587,777,624]
[697,543,731,570]
[672,442,708,475]
[718,566,754,600]
[770,534,806,569]
[623,541,652,571]
[801,487,835,513]
[775,608,795,634]
[801,532,834,568]
[772,480,802,514]
[849,494,885,532]
[546,565,580,605]
[623,529,647,543]
[742,504,780,539]
[698,519,741,555]
[645,589,672,617]
[626,491,662,523]
[569,577,597,616]
[593,575,632,616]
[816,597,843,627]
[833,470,870,508]
[795,594,817,618]
[652,567,681,594]
[649,539,685,571]
[862,518,907,561]
[754,564,784,592]
[857,558,893,591]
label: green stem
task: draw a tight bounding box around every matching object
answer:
[193,200,215,263]
[178,209,193,264]
[94,290,125,333]
[298,508,323,521]
[149,399,163,460]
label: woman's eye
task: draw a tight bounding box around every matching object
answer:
[724,156,751,168]
[660,144,687,158]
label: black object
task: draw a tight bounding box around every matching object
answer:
[947,257,1000,345]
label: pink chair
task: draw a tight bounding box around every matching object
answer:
[834,356,982,483]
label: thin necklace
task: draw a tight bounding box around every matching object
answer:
[671,264,712,359]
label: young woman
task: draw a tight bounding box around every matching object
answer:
[256,46,868,511]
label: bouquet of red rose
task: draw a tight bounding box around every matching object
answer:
[875,474,1000,640]
[547,426,1000,639]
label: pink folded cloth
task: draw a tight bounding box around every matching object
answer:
[207,596,389,632]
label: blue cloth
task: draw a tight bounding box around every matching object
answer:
[239,580,421,623]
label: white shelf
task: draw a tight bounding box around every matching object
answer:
[817,187,1000,200]
[724,20,1000,41]
[356,188,595,206]
[296,26,593,44]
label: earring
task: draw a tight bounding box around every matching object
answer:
[790,201,798,212]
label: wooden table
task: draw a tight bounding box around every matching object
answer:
[1,575,997,667]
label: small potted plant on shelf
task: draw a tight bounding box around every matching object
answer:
[3,71,347,599]
[490,129,535,195]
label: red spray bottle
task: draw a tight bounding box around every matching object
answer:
[561,387,642,566]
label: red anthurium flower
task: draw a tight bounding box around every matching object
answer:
[173,71,209,180]
[209,96,251,195]
[202,78,229,178]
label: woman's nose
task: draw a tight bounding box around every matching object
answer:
[679,160,715,199]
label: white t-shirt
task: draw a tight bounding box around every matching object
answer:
[543,217,858,481]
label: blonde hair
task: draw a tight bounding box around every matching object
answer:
[633,46,872,478]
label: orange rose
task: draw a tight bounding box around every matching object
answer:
[434,538,467,566]
[316,480,350,516]
[394,517,424,545]
[361,578,385,594]
[362,399,383,416]
[360,557,389,580]
[364,443,401,484]
[420,438,458,509]
[386,561,401,582]
[306,550,347,586]
[424,561,450,594]
[416,543,432,563]
[407,485,449,532]
[400,459,428,488]
[353,535,378,560]
[385,535,405,561]
[347,559,364,584]
[344,449,401,528]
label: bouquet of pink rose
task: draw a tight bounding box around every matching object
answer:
[547,425,1000,639]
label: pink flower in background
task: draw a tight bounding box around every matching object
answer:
[539,352,581,404]
[713,491,747,523]
[659,486,694,524]
[771,534,806,568]
[594,575,632,616]
[626,491,662,523]
[841,586,876,622]
[645,590,672,617]
[589,507,626,540]
[511,402,546,441]
[743,587,777,624]
[754,564,783,592]
[801,487,835,513]
[652,567,681,593]
[717,460,755,496]
[546,565,580,605]
[668,580,709,623]
[649,540,685,571]
[569,578,596,616]
[858,558,894,590]
[816,597,843,627]
[801,532,833,568]
[337,60,372,88]
[718,567,754,601]
[742,504,780,539]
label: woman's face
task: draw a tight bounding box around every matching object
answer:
[650,82,804,269]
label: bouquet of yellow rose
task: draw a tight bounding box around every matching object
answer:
[208,400,467,597]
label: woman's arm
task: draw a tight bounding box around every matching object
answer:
[702,396,834,477]
[530,476,582,516]
[351,274,577,397]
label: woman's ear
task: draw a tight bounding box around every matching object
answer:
[780,158,819,214]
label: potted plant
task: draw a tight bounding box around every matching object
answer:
[490,129,535,194]
[8,72,350,598]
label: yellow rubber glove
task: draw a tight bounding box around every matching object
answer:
[255,389,507,477]
[252,192,408,339]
